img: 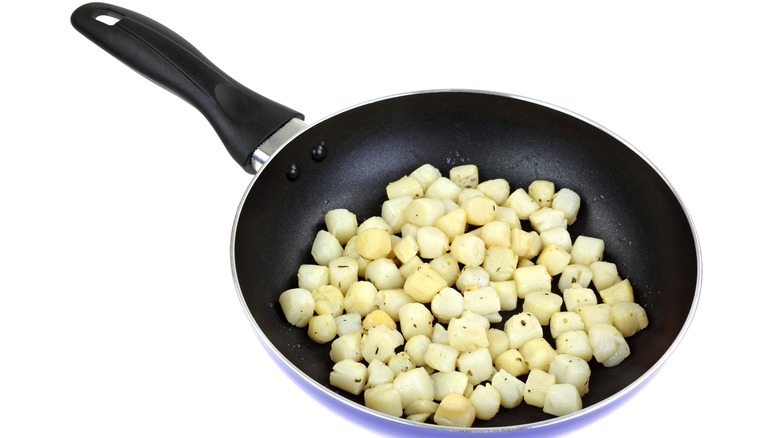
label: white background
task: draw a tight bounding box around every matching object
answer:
[2,1,776,436]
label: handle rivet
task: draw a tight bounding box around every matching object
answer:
[286,163,300,181]
[311,142,327,162]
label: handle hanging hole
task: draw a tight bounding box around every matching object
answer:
[94,12,122,26]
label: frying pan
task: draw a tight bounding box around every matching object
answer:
[71,3,701,435]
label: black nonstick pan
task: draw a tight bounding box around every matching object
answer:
[71,3,700,435]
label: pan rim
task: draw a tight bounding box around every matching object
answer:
[229,88,702,433]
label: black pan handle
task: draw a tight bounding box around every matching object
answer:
[71,3,304,173]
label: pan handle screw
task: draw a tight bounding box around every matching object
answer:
[286,163,300,181]
[311,142,327,161]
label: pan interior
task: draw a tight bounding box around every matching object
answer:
[232,91,698,428]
